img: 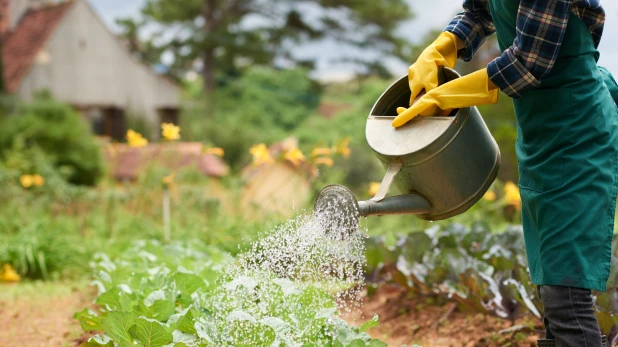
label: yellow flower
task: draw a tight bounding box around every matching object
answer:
[32,174,44,187]
[204,147,224,157]
[368,182,381,196]
[162,173,175,185]
[336,137,351,158]
[313,157,334,166]
[284,147,305,167]
[483,190,496,201]
[126,129,148,147]
[1,264,21,282]
[504,181,521,210]
[250,144,274,166]
[161,123,181,141]
[20,174,33,188]
[311,147,332,158]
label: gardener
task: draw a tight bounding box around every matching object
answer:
[394,1,618,346]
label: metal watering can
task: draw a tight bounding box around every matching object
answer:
[314,68,500,238]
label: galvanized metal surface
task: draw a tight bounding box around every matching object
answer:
[314,67,501,226]
[366,116,456,157]
[313,184,360,239]
[370,159,402,202]
[313,183,432,219]
[364,67,500,221]
[358,194,432,217]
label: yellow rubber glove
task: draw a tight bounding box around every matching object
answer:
[408,32,459,105]
[393,68,499,128]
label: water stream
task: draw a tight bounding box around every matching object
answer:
[201,202,370,345]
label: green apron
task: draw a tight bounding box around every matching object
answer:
[488,0,618,291]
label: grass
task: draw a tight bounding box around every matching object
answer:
[0,279,88,301]
[0,157,536,282]
[0,165,289,281]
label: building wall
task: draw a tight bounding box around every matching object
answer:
[17,0,181,136]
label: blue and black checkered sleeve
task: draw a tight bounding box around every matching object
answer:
[444,0,495,63]
[486,0,573,98]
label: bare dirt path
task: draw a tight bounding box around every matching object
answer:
[346,285,543,347]
[0,281,94,347]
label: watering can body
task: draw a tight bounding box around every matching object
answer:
[364,68,500,221]
[314,68,500,237]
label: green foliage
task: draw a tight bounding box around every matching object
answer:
[0,143,74,197]
[0,222,88,280]
[182,67,321,169]
[117,0,414,90]
[0,93,104,185]
[478,94,518,182]
[295,78,392,195]
[364,221,618,343]
[77,241,388,347]
[365,223,541,322]
[0,163,276,280]
[126,110,154,141]
[0,93,19,117]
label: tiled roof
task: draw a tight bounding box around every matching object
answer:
[1,1,74,92]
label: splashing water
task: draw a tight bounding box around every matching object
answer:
[199,198,369,346]
[236,212,366,312]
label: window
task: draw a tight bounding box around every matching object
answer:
[104,106,126,141]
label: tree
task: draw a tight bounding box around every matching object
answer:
[117,0,414,105]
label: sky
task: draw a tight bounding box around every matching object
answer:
[89,0,618,81]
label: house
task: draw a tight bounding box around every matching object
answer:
[0,0,181,140]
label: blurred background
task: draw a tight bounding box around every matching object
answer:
[0,1,617,346]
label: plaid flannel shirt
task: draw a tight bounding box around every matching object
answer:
[444,0,605,98]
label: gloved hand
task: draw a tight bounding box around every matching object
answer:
[408,32,459,105]
[393,68,499,128]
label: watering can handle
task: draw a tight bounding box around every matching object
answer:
[371,160,403,202]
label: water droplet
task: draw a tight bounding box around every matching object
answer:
[204,205,368,345]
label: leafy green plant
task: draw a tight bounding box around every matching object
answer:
[77,240,388,347]
[365,223,542,324]
[0,221,88,280]
[364,222,618,342]
[0,92,104,185]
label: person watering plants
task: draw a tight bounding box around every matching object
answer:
[394,0,618,345]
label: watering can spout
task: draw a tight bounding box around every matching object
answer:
[358,194,431,217]
[313,184,431,240]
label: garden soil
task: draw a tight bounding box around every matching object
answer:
[0,283,95,347]
[345,284,544,347]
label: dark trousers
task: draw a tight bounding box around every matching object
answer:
[538,285,603,346]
